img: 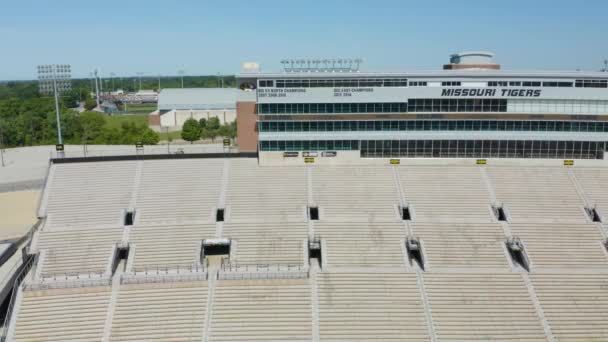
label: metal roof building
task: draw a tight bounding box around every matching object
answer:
[158,88,237,111]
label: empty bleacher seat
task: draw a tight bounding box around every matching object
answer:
[13,286,111,341]
[226,159,307,223]
[423,273,547,341]
[312,167,401,222]
[317,272,430,341]
[398,167,494,222]
[487,167,588,223]
[410,222,509,270]
[110,281,208,341]
[44,161,137,229]
[209,279,312,341]
[135,159,224,225]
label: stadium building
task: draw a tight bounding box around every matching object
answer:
[236,52,608,163]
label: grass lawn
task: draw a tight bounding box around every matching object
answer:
[104,114,148,130]
[123,103,158,112]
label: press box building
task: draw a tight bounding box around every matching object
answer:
[236,52,608,163]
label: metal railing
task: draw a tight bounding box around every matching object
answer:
[219,262,308,280]
[0,254,36,341]
[124,263,207,284]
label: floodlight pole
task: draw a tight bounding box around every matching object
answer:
[0,124,5,167]
[52,67,63,145]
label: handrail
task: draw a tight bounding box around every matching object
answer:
[0,253,36,341]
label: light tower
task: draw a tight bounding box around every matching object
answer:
[37,64,71,145]
[178,70,185,88]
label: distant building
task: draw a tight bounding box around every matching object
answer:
[149,88,236,131]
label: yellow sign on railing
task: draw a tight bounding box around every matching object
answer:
[304,157,315,163]
[564,160,574,166]
[390,159,401,165]
[476,159,487,165]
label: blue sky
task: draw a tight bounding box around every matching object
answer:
[1,0,607,80]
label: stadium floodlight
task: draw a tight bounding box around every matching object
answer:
[93,69,101,108]
[110,72,116,91]
[38,64,71,145]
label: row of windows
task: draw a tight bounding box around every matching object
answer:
[409,81,427,87]
[258,120,608,133]
[258,102,408,114]
[259,139,607,159]
[360,140,606,159]
[259,140,359,151]
[407,99,507,112]
[576,79,608,88]
[260,78,608,89]
[267,78,409,88]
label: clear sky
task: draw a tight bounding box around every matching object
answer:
[1,0,608,80]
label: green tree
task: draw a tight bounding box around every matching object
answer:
[79,112,106,143]
[84,98,97,111]
[181,118,202,143]
[140,128,160,145]
[199,118,207,130]
[206,117,221,142]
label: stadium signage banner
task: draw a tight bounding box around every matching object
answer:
[441,88,541,97]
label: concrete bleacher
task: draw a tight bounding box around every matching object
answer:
[222,222,308,266]
[128,224,215,272]
[110,281,208,341]
[12,286,111,341]
[135,159,224,225]
[487,167,588,223]
[317,271,430,341]
[33,228,123,277]
[311,167,400,222]
[531,273,608,341]
[423,273,548,341]
[9,158,608,342]
[209,279,312,341]
[42,161,136,229]
[314,222,406,268]
[410,222,510,270]
[226,160,307,223]
[573,168,608,219]
[510,223,608,270]
[398,167,493,222]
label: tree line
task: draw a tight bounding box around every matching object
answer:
[0,97,160,147]
[181,117,236,143]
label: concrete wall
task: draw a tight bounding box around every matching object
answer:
[259,150,608,167]
[159,109,236,128]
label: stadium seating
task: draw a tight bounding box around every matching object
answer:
[314,222,406,268]
[34,227,123,277]
[423,273,548,341]
[135,159,224,225]
[486,167,588,223]
[129,224,216,271]
[311,167,400,222]
[398,167,494,222]
[222,222,308,266]
[209,279,312,341]
[510,223,608,269]
[317,271,430,341]
[110,281,208,341]
[226,159,307,223]
[410,222,510,270]
[12,286,111,341]
[531,273,608,341]
[43,161,136,229]
[573,168,608,217]
[12,158,608,342]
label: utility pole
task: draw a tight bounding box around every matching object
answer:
[110,72,116,91]
[136,72,143,91]
[158,74,161,91]
[178,70,185,88]
[0,123,5,167]
[94,69,101,109]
